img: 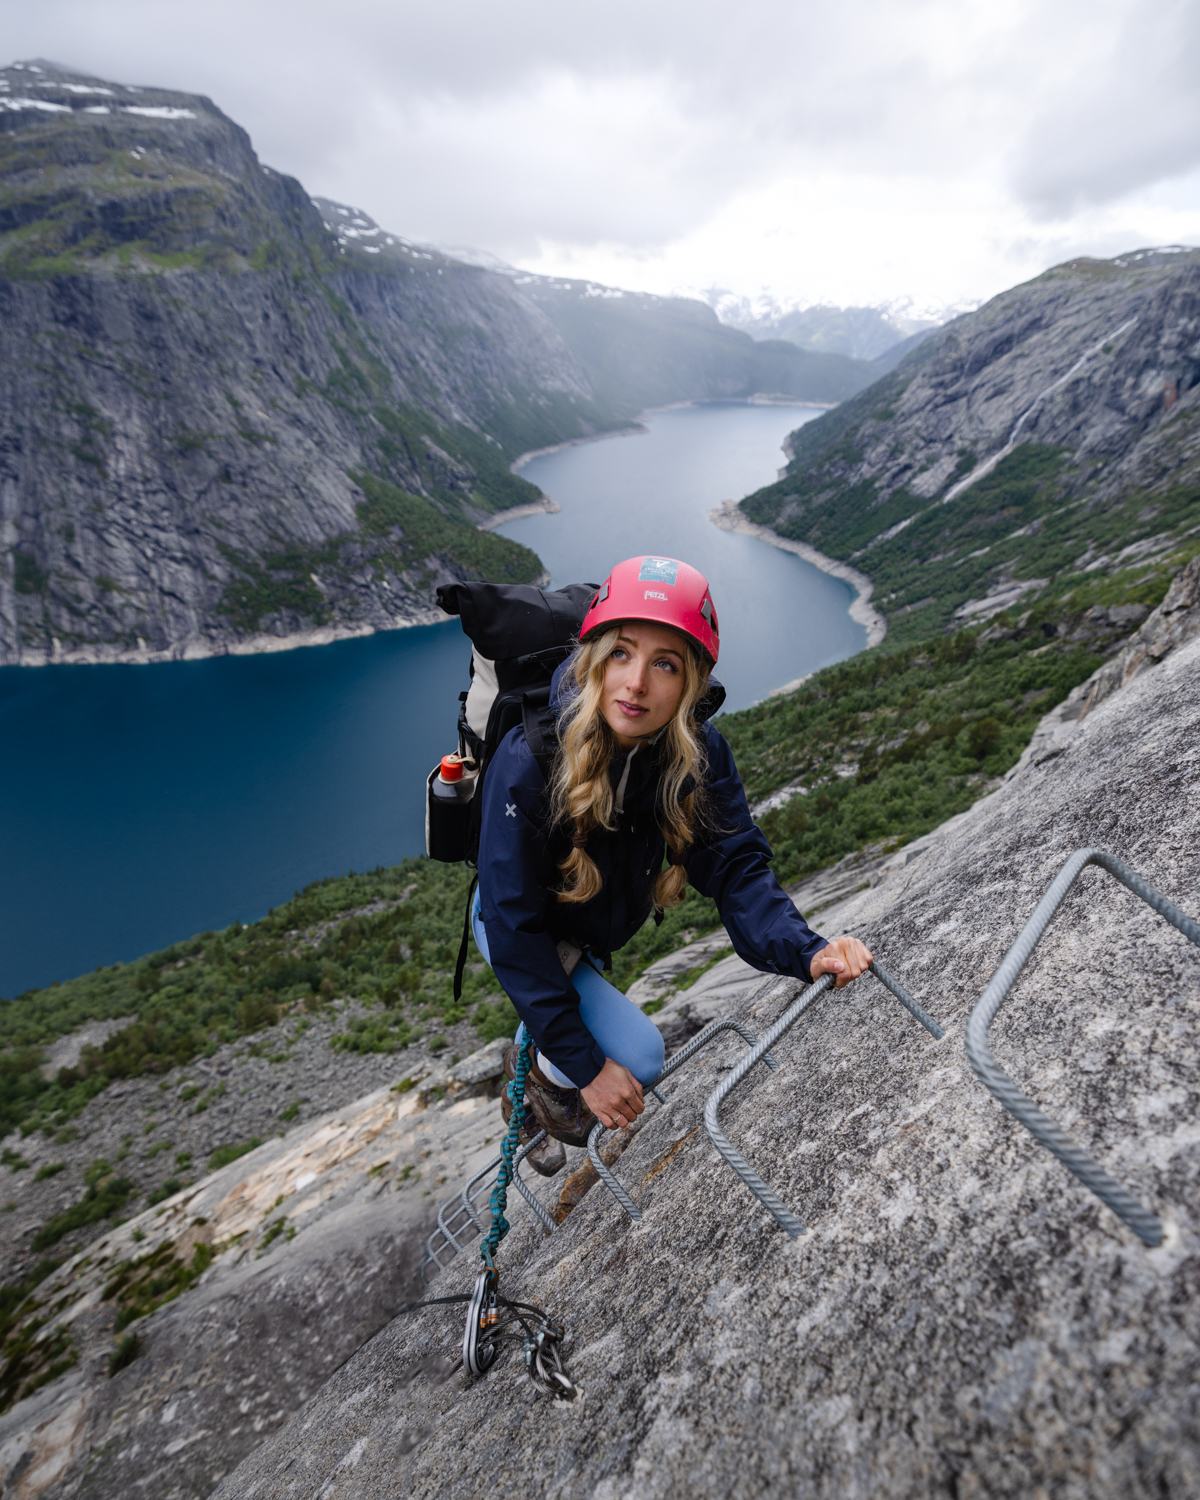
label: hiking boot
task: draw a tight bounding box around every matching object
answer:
[502,1044,599,1150]
[525,1132,568,1177]
[500,1085,568,1177]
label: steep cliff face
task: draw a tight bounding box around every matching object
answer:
[0,60,885,668]
[0,61,614,666]
[215,627,1200,1500]
[740,248,1200,638]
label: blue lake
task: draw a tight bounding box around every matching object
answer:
[0,402,863,997]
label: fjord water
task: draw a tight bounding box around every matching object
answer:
[0,402,863,996]
[505,403,863,704]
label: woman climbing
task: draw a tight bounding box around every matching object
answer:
[472,555,874,1176]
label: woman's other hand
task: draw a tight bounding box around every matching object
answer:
[582,1059,645,1130]
[809,935,874,989]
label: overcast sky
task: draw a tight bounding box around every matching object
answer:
[10,0,1200,314]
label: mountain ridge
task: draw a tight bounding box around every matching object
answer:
[735,246,1200,645]
[313,200,882,411]
[0,61,876,668]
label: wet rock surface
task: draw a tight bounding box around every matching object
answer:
[219,636,1200,1499]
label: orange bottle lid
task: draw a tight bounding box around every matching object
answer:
[439,754,464,782]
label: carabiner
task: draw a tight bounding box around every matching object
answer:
[463,1268,500,1377]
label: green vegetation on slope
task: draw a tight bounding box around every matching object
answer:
[0,862,525,1137]
[718,619,1103,886]
[0,1255,75,1412]
[372,404,542,520]
[216,468,542,633]
[742,435,1200,645]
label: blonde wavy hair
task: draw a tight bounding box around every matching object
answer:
[548,625,711,912]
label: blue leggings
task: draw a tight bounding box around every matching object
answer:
[471,888,664,1088]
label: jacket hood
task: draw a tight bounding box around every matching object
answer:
[549,653,726,723]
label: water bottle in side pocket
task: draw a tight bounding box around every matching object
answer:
[425,754,478,862]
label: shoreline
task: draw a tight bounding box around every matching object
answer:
[509,423,647,473]
[508,397,833,475]
[5,612,451,670]
[475,493,562,530]
[709,500,887,654]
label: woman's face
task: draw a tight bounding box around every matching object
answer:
[600,622,688,749]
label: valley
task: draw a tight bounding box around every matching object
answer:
[0,61,875,667]
[0,56,1198,1500]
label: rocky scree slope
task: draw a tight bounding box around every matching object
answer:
[739,247,1200,643]
[0,1036,525,1500]
[220,625,1200,1500]
[0,60,606,666]
[0,997,497,1293]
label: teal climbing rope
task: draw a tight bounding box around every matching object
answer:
[481,1034,534,1268]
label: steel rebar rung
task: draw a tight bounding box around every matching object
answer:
[586,994,786,1220]
[965,847,1200,1249]
[704,960,944,1239]
[422,1129,556,1283]
[511,1131,557,1234]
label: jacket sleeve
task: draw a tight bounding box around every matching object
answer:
[476,728,608,1089]
[683,725,829,982]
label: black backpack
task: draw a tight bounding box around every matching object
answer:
[428,580,598,996]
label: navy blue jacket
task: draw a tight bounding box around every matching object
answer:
[477,666,828,1087]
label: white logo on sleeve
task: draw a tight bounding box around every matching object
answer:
[506,802,517,818]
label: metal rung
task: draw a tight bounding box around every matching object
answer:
[586,991,786,1220]
[966,848,1199,1249]
[421,1131,556,1283]
[704,960,943,1238]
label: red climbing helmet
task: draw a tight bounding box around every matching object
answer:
[579,556,720,665]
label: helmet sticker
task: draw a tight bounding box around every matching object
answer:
[638,557,679,585]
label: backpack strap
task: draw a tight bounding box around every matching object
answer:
[453,873,479,1003]
[521,690,559,780]
[453,697,558,1002]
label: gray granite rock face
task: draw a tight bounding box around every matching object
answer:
[0,62,603,667]
[747,249,1200,572]
[1014,552,1200,775]
[216,635,1200,1499]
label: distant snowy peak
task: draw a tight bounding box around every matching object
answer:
[695,288,969,362]
[432,244,518,274]
[310,198,408,257]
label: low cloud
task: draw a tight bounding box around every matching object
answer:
[8,0,1200,305]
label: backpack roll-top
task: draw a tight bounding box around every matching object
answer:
[427,580,598,866]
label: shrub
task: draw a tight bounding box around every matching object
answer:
[967,717,1003,759]
[108,1333,142,1377]
[147,1177,182,1206]
[31,1162,134,1252]
[238,994,280,1032]
[208,1138,262,1172]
